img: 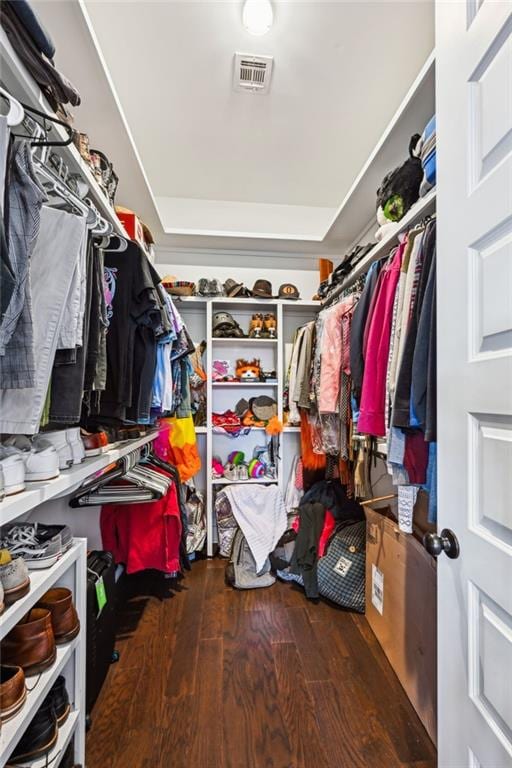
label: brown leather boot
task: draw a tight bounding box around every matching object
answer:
[2,608,56,676]
[37,588,80,645]
[0,665,26,722]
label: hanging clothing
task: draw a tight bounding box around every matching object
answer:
[357,244,404,437]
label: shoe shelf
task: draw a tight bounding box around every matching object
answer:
[0,638,80,765]
[0,539,86,768]
[0,541,83,640]
[0,433,157,527]
[24,710,80,768]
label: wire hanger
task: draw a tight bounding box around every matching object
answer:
[0,88,24,127]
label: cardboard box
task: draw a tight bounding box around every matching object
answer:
[365,506,437,744]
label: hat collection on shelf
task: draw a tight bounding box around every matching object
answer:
[161,277,301,301]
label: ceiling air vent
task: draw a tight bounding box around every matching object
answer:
[234,53,273,94]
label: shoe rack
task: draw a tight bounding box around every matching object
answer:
[0,539,87,768]
[177,296,320,556]
[0,433,158,768]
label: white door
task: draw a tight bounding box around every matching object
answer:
[436,0,512,766]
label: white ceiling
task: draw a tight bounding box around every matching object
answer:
[32,0,434,255]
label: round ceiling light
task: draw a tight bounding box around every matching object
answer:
[242,0,273,36]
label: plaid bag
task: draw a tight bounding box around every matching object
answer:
[317,521,366,613]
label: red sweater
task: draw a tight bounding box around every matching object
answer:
[100,470,182,575]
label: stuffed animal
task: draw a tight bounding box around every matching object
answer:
[212,359,232,381]
[375,134,423,241]
[248,313,264,338]
[263,313,277,339]
[236,358,261,380]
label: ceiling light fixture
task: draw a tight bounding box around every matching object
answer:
[242,0,273,36]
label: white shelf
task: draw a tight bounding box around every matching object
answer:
[195,426,207,434]
[0,540,82,640]
[179,296,320,309]
[325,50,435,248]
[0,433,157,527]
[212,478,279,485]
[212,381,278,387]
[0,28,127,239]
[212,337,278,344]
[283,426,301,432]
[334,188,436,293]
[0,637,79,763]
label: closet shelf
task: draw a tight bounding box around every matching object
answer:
[0,433,157,527]
[327,187,437,299]
[212,381,278,388]
[324,50,435,248]
[212,478,279,485]
[195,426,207,434]
[0,637,80,763]
[0,28,127,239]
[0,540,83,640]
[179,297,320,309]
[212,337,278,344]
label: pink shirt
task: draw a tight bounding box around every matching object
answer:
[357,244,404,436]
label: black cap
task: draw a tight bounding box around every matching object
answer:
[252,279,274,298]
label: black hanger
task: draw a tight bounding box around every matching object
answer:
[13,101,74,147]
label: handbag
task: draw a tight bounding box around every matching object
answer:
[317,520,366,612]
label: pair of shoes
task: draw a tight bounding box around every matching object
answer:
[2,587,80,676]
[38,428,85,469]
[1,523,72,570]
[0,436,61,495]
[248,313,277,338]
[0,549,30,607]
[223,463,249,481]
[6,675,70,764]
[80,428,109,457]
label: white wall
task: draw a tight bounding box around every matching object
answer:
[155,262,319,301]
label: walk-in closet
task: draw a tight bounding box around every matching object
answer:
[0,1,511,767]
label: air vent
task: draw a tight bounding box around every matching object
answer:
[234,53,273,94]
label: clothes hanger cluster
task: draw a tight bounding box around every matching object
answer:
[69,444,179,507]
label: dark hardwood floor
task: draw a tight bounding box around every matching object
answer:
[86,558,437,768]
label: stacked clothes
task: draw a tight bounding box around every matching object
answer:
[417,115,436,196]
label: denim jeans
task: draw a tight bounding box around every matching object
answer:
[0,205,86,434]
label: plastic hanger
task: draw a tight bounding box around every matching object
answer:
[104,234,129,253]
[0,87,24,127]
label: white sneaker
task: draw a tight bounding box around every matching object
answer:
[0,449,26,495]
[66,427,85,465]
[4,436,60,482]
[36,431,73,470]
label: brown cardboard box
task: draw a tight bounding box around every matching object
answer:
[365,506,437,744]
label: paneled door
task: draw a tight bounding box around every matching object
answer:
[436,1,512,766]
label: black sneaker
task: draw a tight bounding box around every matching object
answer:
[7,697,58,764]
